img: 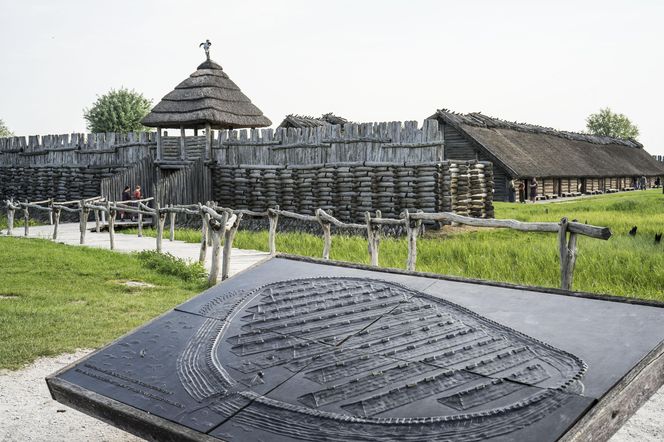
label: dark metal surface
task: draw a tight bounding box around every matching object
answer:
[48,257,664,441]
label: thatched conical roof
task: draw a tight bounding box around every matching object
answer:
[142,59,271,129]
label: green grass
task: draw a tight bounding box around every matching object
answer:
[0,236,206,370]
[128,190,664,300]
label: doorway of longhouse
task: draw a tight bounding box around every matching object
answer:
[580,178,587,194]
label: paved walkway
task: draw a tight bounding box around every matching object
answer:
[4,223,269,279]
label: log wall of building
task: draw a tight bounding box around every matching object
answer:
[211,160,493,223]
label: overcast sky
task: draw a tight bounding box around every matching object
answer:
[1,0,663,154]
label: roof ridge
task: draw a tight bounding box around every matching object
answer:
[436,109,642,148]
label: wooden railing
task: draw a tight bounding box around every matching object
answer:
[4,198,612,290]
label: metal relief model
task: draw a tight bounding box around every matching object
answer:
[178,277,586,441]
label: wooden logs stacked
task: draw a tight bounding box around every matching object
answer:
[196,160,496,227]
[416,164,437,213]
[316,165,335,213]
[297,166,315,215]
[375,165,395,218]
[482,162,495,218]
[452,163,471,216]
[469,162,487,218]
[354,165,374,222]
[278,167,296,212]
[335,165,353,222]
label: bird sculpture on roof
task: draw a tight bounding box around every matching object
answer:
[199,39,212,61]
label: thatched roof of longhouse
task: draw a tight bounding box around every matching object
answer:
[142,59,271,130]
[430,109,664,178]
[278,113,348,128]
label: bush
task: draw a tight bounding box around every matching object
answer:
[83,88,152,133]
[135,250,206,282]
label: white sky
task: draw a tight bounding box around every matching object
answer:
[1,0,663,155]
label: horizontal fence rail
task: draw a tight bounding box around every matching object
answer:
[4,197,612,290]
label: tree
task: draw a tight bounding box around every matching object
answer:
[0,119,13,137]
[586,108,639,140]
[83,88,152,133]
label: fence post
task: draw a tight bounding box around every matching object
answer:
[48,199,53,225]
[23,202,29,236]
[558,217,578,291]
[52,207,61,240]
[107,202,116,250]
[137,212,143,237]
[155,203,166,253]
[169,206,176,242]
[316,209,332,260]
[406,210,423,271]
[206,202,214,247]
[94,209,100,233]
[6,202,14,235]
[198,205,208,264]
[222,212,242,281]
[268,206,279,255]
[208,211,229,286]
[79,200,90,244]
[366,210,381,266]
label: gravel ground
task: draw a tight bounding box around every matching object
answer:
[0,350,661,441]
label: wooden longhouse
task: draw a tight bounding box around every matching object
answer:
[428,110,664,201]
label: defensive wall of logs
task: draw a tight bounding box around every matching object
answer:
[211,161,494,224]
[0,120,496,223]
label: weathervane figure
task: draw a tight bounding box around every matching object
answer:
[199,39,212,61]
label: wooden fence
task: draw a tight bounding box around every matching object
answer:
[213,120,444,165]
[157,158,212,206]
[4,197,611,292]
[100,156,157,201]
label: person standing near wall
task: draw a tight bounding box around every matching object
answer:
[518,181,525,203]
[529,178,538,203]
[120,185,131,220]
[133,185,142,200]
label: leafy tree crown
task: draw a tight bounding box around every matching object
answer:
[585,108,639,140]
[83,88,152,133]
[0,119,13,137]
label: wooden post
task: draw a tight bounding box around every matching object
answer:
[366,210,381,266]
[156,128,162,162]
[206,208,213,247]
[107,203,116,250]
[52,207,61,240]
[79,200,90,245]
[559,217,579,291]
[94,209,100,233]
[23,203,29,236]
[558,217,571,290]
[6,204,14,235]
[406,210,423,272]
[180,126,186,160]
[198,207,208,264]
[316,209,332,260]
[222,213,243,281]
[48,199,53,225]
[268,206,279,255]
[137,213,143,237]
[205,123,212,161]
[169,207,176,241]
[208,211,229,286]
[155,204,166,253]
